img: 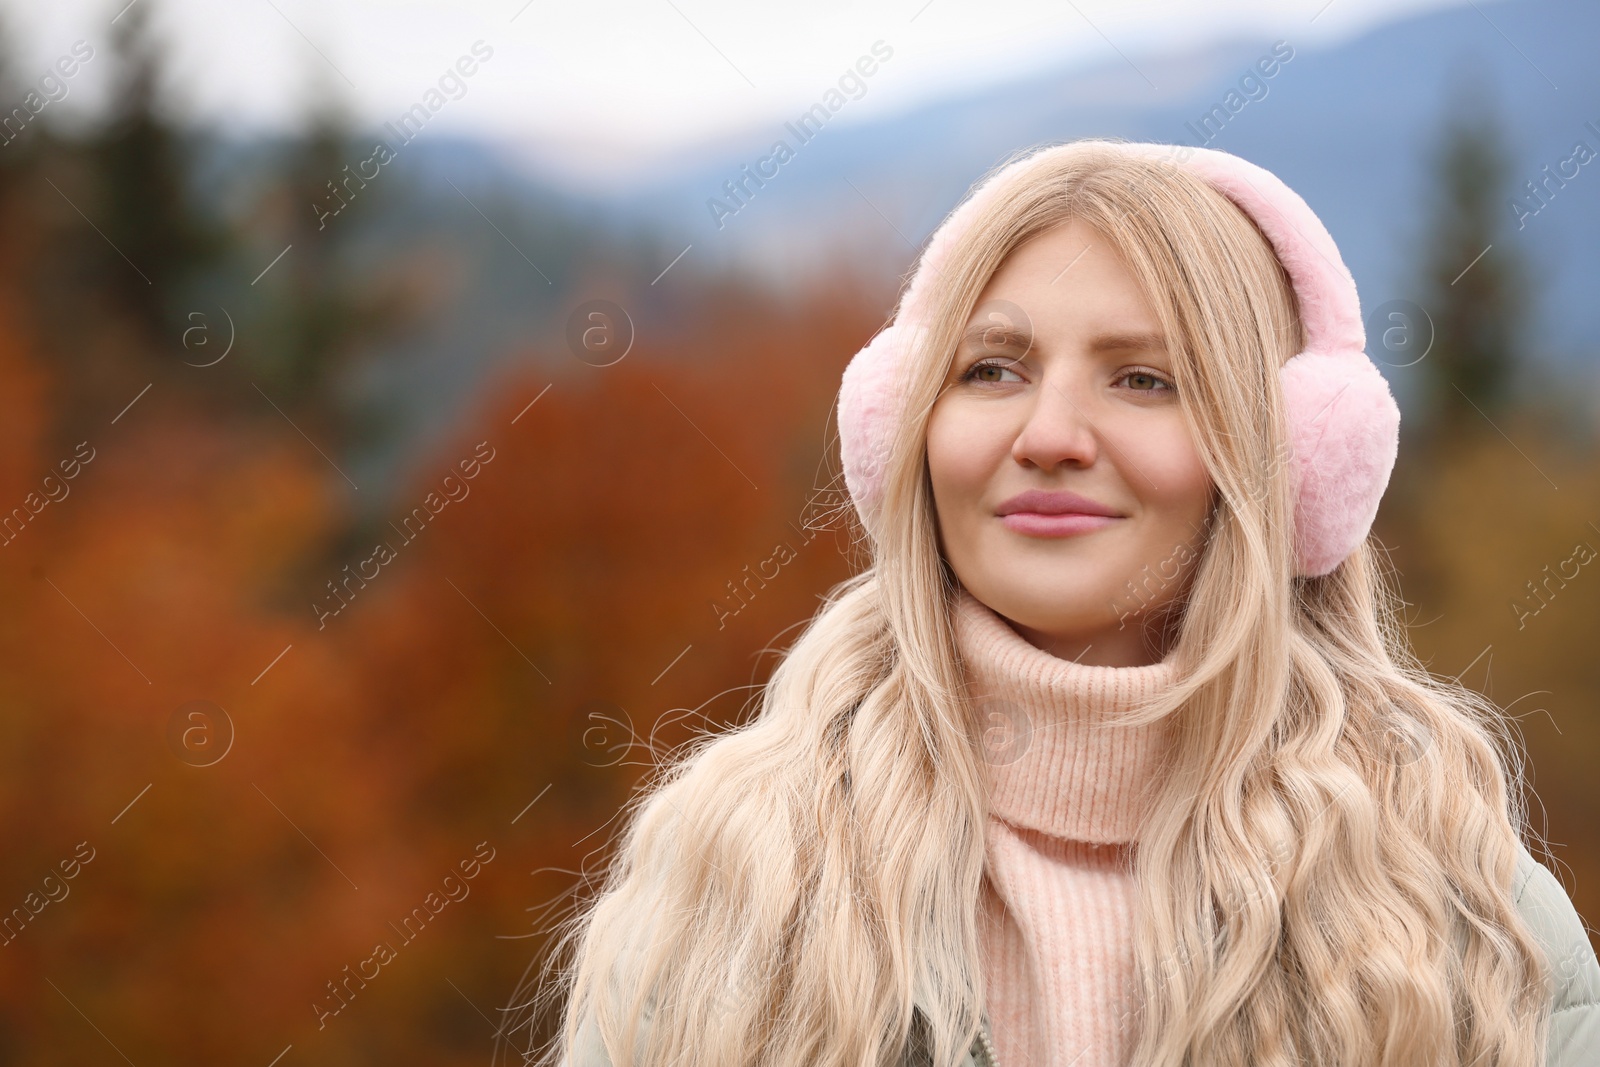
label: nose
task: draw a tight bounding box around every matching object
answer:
[1010,370,1101,471]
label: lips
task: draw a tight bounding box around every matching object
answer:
[995,488,1122,539]
[995,488,1121,518]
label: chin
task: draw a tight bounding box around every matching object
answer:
[991,576,1112,622]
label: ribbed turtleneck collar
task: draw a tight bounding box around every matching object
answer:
[952,588,1179,844]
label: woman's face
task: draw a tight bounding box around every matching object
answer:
[926,217,1216,666]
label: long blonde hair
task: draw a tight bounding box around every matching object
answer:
[511,138,1554,1067]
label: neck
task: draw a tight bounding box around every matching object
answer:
[953,588,1180,843]
[1003,591,1185,668]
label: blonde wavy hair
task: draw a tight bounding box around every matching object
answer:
[507,138,1555,1067]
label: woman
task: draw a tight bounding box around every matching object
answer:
[532,138,1600,1066]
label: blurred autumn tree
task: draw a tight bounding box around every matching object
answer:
[0,5,888,1057]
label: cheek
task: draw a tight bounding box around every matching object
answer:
[924,403,995,513]
[1124,420,1214,527]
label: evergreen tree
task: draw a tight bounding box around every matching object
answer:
[1412,69,1531,444]
[94,0,226,345]
[256,74,413,454]
[0,12,31,211]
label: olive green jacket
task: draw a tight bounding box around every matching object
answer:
[566,845,1599,1067]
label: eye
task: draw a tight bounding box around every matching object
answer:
[959,358,1024,384]
[1116,367,1176,394]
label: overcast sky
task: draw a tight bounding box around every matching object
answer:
[5,0,1475,183]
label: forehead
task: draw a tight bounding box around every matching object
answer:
[965,219,1162,341]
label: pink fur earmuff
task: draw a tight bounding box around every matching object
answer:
[835,139,1401,578]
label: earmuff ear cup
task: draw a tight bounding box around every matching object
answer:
[1280,349,1402,577]
[837,321,905,537]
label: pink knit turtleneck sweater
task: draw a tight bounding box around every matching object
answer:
[953,588,1179,1067]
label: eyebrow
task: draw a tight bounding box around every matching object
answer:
[957,324,1167,353]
